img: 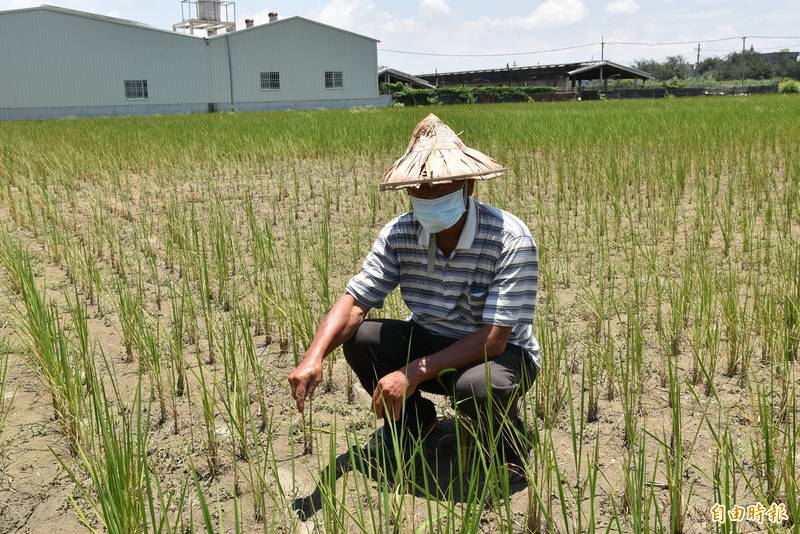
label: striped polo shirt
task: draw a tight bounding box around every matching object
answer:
[345,197,540,369]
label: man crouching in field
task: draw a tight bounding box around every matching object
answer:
[288,114,540,480]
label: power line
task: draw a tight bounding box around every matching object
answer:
[378,35,800,57]
[604,36,742,46]
[379,42,596,57]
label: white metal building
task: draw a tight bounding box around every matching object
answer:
[0,5,387,120]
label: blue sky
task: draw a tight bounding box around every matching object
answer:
[3,0,798,73]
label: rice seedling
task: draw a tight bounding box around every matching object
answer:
[0,227,87,454]
[0,350,12,435]
[57,300,190,534]
[194,355,221,480]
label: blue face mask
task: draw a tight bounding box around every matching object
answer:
[410,185,467,234]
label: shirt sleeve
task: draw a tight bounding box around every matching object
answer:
[344,225,400,309]
[482,235,538,327]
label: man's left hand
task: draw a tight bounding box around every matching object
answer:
[372,370,417,420]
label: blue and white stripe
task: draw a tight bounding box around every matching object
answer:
[346,197,540,369]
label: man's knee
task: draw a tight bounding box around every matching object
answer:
[342,320,379,363]
[453,365,519,419]
[342,321,385,392]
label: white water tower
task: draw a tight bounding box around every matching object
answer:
[173,0,236,36]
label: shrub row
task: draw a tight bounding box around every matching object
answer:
[382,82,555,106]
[778,78,799,94]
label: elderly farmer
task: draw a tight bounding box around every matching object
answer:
[288,114,540,475]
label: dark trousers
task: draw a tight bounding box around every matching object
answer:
[342,319,537,459]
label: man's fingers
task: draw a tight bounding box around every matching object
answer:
[305,377,320,401]
[294,381,307,413]
[371,385,380,410]
[372,386,384,419]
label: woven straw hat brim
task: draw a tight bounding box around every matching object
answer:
[380,113,505,191]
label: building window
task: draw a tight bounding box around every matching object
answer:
[324,71,343,88]
[124,80,148,99]
[260,71,280,90]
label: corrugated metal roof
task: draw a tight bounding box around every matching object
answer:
[378,67,435,88]
[567,61,653,79]
[418,60,653,80]
[0,5,379,43]
[1,5,202,39]
[216,15,379,42]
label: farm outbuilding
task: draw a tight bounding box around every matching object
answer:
[0,5,387,120]
[418,61,653,91]
[378,67,435,91]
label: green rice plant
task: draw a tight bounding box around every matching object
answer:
[782,250,799,362]
[720,268,743,378]
[197,238,218,364]
[779,375,798,527]
[130,305,168,427]
[168,282,187,397]
[166,283,188,435]
[191,465,239,534]
[619,431,659,534]
[0,352,12,435]
[0,228,86,454]
[710,424,739,534]
[237,309,273,433]
[208,200,236,311]
[749,380,782,505]
[244,195,276,337]
[654,354,705,534]
[562,367,602,532]
[217,302,253,462]
[284,225,317,362]
[181,275,202,347]
[57,305,190,534]
[193,355,221,479]
[533,312,568,428]
[619,304,644,448]
[235,410,287,525]
[77,241,104,311]
[525,424,560,532]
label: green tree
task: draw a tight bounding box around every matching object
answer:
[713,50,773,80]
[633,56,691,81]
[773,58,800,79]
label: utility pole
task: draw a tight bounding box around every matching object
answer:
[600,35,605,93]
[695,42,701,77]
[740,36,747,92]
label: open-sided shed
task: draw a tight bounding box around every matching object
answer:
[378,66,435,91]
[418,60,653,91]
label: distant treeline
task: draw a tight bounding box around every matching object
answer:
[633,49,800,82]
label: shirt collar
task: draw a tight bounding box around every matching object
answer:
[417,197,478,251]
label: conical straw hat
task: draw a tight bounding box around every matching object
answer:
[380,113,505,191]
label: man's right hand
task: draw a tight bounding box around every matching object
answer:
[286,294,369,413]
[288,356,323,413]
